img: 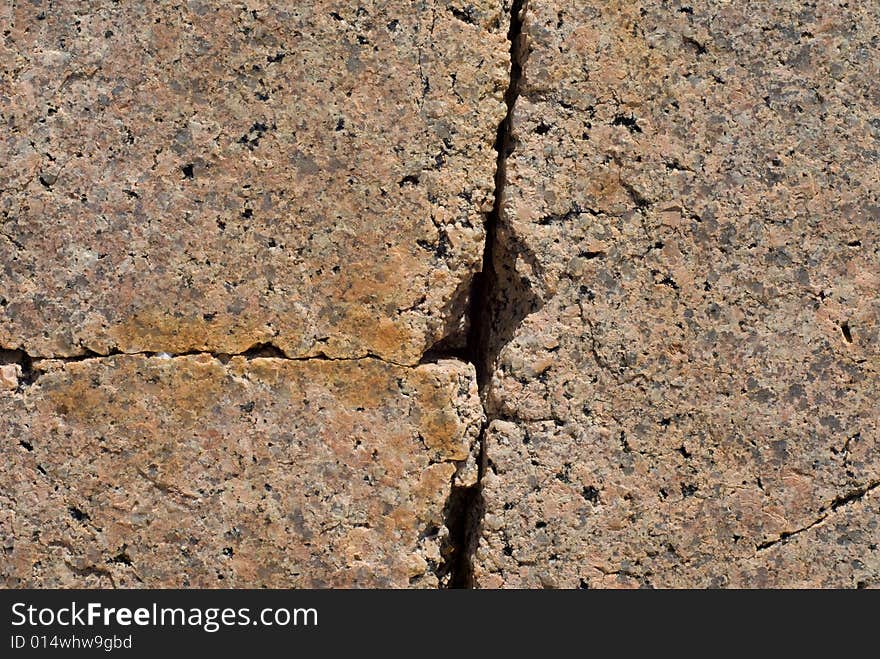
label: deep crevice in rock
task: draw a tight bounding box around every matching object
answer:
[439,440,487,588]
[468,0,530,389]
[440,0,528,589]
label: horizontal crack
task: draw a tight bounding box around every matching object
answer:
[1,342,482,384]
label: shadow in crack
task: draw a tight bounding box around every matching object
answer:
[438,474,486,588]
[438,0,533,589]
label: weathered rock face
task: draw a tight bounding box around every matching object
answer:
[1,355,482,587]
[3,0,879,590]
[475,0,880,588]
[0,1,507,363]
[0,1,502,588]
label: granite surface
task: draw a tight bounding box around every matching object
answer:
[1,355,481,587]
[1,1,507,363]
[0,1,501,588]
[2,1,879,589]
[474,0,880,588]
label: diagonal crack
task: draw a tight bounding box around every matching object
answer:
[756,479,880,552]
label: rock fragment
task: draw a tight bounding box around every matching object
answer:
[0,363,20,390]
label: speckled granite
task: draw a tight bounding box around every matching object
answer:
[1,355,481,587]
[3,0,879,590]
[474,0,880,588]
[0,1,502,588]
[0,1,507,363]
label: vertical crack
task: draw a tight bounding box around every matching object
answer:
[469,0,528,388]
[441,0,528,589]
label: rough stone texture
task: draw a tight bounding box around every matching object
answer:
[0,1,503,588]
[1,355,482,587]
[0,1,507,363]
[4,0,880,591]
[475,0,880,587]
